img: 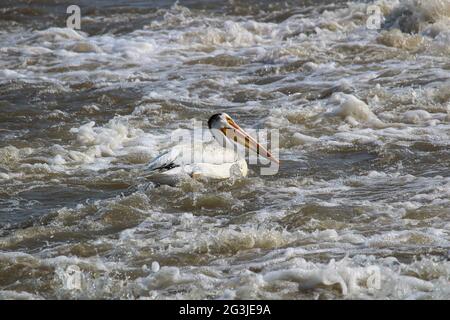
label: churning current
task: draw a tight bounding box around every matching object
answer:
[0,0,450,299]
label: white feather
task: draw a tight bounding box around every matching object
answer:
[145,141,248,179]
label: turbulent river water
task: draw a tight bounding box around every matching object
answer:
[1,0,450,299]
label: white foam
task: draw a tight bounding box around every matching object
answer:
[0,290,43,300]
[151,261,160,273]
[403,110,433,123]
[292,132,320,145]
[34,27,86,42]
[0,69,25,79]
[69,118,145,161]
[329,93,386,128]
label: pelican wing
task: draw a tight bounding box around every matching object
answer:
[144,147,182,174]
[143,142,244,178]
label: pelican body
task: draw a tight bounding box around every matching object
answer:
[144,113,278,180]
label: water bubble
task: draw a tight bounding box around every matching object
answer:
[151,261,160,273]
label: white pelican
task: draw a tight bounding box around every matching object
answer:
[144,113,279,180]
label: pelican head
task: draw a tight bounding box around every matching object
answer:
[208,113,279,165]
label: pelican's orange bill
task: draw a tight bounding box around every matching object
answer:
[224,121,279,165]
